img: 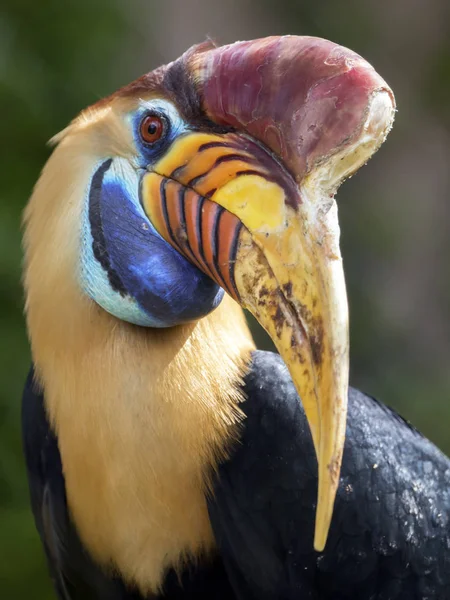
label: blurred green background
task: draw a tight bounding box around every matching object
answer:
[1,0,449,597]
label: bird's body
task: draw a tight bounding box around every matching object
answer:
[23,350,450,599]
[21,35,450,599]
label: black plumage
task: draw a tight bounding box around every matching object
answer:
[209,352,450,599]
[22,351,450,600]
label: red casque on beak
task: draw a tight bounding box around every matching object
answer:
[190,36,394,185]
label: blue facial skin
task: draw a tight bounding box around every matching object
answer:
[80,100,224,327]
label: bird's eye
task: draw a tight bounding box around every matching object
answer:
[140,114,165,144]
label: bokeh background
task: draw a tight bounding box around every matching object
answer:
[1,0,449,597]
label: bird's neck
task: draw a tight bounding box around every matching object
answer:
[30,292,254,460]
[26,286,255,591]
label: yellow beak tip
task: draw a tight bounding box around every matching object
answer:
[313,531,327,553]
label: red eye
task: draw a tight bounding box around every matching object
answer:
[140,115,165,144]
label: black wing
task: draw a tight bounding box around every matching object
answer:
[22,367,236,600]
[208,351,450,600]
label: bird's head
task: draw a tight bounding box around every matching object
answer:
[23,36,395,551]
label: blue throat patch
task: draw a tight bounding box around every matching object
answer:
[80,158,224,327]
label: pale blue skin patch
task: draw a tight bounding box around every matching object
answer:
[79,100,224,327]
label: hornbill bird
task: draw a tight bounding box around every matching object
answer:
[22,36,450,599]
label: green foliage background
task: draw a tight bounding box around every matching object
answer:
[1,0,449,597]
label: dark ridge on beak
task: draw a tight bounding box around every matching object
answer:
[188,36,395,183]
[162,41,235,134]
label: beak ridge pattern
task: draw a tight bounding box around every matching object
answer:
[143,172,243,301]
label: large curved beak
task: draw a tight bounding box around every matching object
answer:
[141,36,395,551]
